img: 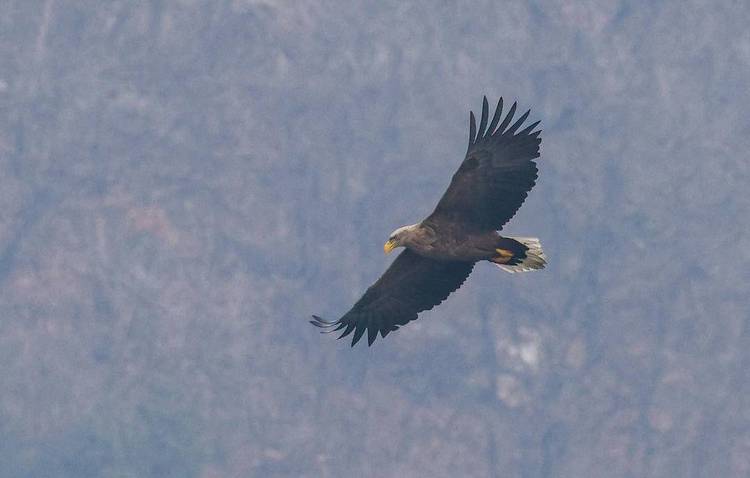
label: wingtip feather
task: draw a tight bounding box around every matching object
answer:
[487,97,504,136]
[506,109,530,136]
[351,326,366,347]
[367,327,377,346]
[496,101,517,135]
[469,111,477,145]
[337,323,355,340]
[519,120,541,136]
[477,96,489,140]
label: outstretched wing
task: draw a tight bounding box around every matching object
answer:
[426,97,542,232]
[311,249,474,347]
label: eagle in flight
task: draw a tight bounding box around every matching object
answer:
[311,96,545,346]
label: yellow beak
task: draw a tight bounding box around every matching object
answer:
[384,239,397,254]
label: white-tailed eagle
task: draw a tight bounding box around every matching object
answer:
[311,97,545,346]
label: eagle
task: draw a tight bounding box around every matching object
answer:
[311,96,545,346]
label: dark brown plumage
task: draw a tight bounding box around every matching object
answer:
[312,96,545,346]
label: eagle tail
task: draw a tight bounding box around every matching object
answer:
[493,237,546,273]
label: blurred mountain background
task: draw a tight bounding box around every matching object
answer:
[1,1,749,477]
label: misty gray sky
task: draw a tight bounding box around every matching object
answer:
[1,1,749,477]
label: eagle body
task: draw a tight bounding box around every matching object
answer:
[389,222,525,263]
[312,96,546,346]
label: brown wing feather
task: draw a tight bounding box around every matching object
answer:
[426,97,542,232]
[311,250,474,346]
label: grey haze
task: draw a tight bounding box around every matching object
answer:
[1,1,749,477]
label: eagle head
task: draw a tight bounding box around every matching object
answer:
[384,224,420,254]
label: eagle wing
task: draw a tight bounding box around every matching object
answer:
[426,97,542,232]
[311,249,474,347]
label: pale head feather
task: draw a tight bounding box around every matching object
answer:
[388,223,420,246]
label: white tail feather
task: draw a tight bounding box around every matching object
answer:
[496,237,546,273]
